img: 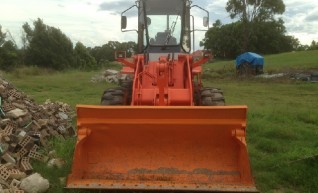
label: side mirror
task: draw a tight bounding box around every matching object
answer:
[203,16,209,27]
[121,16,127,29]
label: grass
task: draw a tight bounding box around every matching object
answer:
[265,50,318,72]
[3,68,118,193]
[204,79,318,192]
[205,50,318,76]
[4,69,114,107]
[2,51,318,193]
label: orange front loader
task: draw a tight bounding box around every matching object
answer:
[67,0,258,192]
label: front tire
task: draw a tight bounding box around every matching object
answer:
[101,88,128,105]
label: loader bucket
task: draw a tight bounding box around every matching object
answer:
[67,105,258,192]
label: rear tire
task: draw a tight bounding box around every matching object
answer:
[101,88,128,105]
[200,87,225,106]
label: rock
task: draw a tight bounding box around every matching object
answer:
[18,131,27,139]
[292,73,310,81]
[12,102,26,109]
[10,178,20,190]
[105,75,118,83]
[0,118,11,126]
[48,150,57,158]
[58,112,68,120]
[20,173,49,193]
[0,85,6,93]
[91,69,131,84]
[103,69,119,76]
[0,77,74,190]
[0,143,9,153]
[311,72,318,82]
[2,189,10,193]
[47,158,66,169]
[119,74,129,81]
[28,151,49,163]
[257,73,285,79]
[6,109,28,119]
[67,126,75,136]
[3,163,15,170]
[59,177,66,186]
[1,153,16,164]
[9,169,27,180]
[37,119,49,127]
[12,189,25,193]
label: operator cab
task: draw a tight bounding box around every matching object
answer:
[122,0,192,54]
[121,0,209,57]
[141,0,190,54]
[149,31,177,46]
[144,0,183,48]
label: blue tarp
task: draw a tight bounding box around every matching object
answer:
[236,52,264,67]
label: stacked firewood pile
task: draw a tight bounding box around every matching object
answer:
[0,78,75,192]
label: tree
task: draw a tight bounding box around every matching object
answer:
[74,42,97,70]
[309,40,318,50]
[226,0,285,22]
[0,41,19,70]
[0,26,6,47]
[90,41,137,66]
[0,26,19,71]
[249,18,294,53]
[225,0,286,52]
[213,19,222,28]
[204,21,244,58]
[287,36,301,51]
[22,18,75,70]
[203,19,295,59]
[90,44,113,66]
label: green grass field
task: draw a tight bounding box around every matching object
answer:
[2,51,318,193]
[204,50,318,74]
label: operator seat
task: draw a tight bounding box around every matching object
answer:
[155,32,177,45]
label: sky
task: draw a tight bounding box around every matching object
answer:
[0,0,318,50]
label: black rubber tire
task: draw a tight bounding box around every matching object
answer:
[200,87,225,106]
[120,78,133,89]
[193,82,201,106]
[120,79,133,104]
[101,88,128,105]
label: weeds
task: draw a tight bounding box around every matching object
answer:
[11,66,56,78]
[3,51,318,193]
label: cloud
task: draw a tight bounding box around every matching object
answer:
[204,0,235,24]
[282,1,318,44]
[305,9,318,22]
[1,0,317,48]
[284,3,314,18]
[99,0,137,17]
[99,0,129,13]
